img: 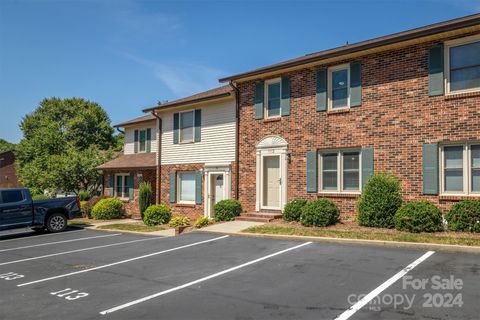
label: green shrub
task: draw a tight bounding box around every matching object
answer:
[394,201,443,233]
[169,216,190,227]
[143,204,171,226]
[283,199,308,222]
[445,200,480,233]
[194,217,212,228]
[357,173,402,228]
[80,200,88,209]
[139,182,153,218]
[299,199,340,227]
[214,199,243,221]
[32,194,49,200]
[91,198,124,220]
[78,190,90,202]
[82,195,106,218]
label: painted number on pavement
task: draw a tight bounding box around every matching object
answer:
[50,288,89,301]
[0,272,25,280]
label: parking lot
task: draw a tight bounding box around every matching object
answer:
[0,227,478,320]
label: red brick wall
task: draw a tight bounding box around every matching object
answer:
[237,31,480,219]
[0,151,22,188]
[102,169,156,218]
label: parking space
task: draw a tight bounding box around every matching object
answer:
[0,229,478,319]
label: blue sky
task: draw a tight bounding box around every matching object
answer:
[1,0,479,143]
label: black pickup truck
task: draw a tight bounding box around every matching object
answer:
[0,188,81,233]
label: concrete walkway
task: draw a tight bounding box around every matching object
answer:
[199,220,264,233]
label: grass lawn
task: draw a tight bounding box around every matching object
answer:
[243,221,480,247]
[96,222,169,232]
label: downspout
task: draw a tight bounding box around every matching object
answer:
[151,111,162,204]
[229,81,240,200]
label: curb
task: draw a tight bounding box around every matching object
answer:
[200,229,480,254]
[77,225,175,237]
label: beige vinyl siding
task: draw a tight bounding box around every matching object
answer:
[123,121,158,155]
[161,99,236,165]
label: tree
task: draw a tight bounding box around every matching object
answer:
[0,139,15,153]
[16,97,116,194]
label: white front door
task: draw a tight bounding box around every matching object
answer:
[262,156,281,209]
[211,174,225,208]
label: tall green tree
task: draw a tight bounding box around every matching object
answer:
[16,97,116,194]
[0,139,15,153]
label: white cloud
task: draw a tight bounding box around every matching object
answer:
[120,53,224,97]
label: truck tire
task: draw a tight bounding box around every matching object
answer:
[46,213,67,233]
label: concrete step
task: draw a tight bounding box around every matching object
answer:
[235,211,282,222]
[235,216,272,223]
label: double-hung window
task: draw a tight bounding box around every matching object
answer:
[319,150,360,193]
[178,172,196,204]
[180,111,194,143]
[138,129,147,152]
[441,144,480,195]
[446,35,480,94]
[328,64,350,109]
[115,174,130,199]
[265,79,281,118]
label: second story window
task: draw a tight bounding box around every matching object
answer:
[139,129,147,152]
[180,110,194,143]
[265,79,281,118]
[328,64,350,110]
[446,35,480,94]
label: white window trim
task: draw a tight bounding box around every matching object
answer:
[179,110,195,144]
[440,143,480,196]
[264,78,282,119]
[138,129,147,153]
[177,171,196,204]
[114,173,129,199]
[444,34,480,95]
[318,149,361,194]
[328,63,351,110]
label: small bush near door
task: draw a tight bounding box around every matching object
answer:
[445,200,480,233]
[283,199,308,222]
[139,182,153,218]
[194,217,212,228]
[143,204,172,226]
[91,198,124,220]
[214,199,243,221]
[357,173,402,228]
[299,199,340,227]
[394,201,444,233]
[169,216,190,227]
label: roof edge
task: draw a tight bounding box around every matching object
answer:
[142,91,232,113]
[219,13,480,82]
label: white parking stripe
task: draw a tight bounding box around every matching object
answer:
[0,233,121,253]
[0,230,84,243]
[17,235,229,287]
[334,251,435,320]
[0,236,170,266]
[99,241,312,315]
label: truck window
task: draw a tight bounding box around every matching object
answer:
[1,190,24,204]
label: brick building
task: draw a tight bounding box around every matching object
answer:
[218,14,480,219]
[0,150,22,188]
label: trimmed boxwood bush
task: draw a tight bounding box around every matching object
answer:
[357,173,402,228]
[445,200,480,233]
[299,199,340,227]
[394,201,443,233]
[91,198,124,220]
[283,199,308,222]
[214,199,242,221]
[143,204,171,226]
[169,216,190,227]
